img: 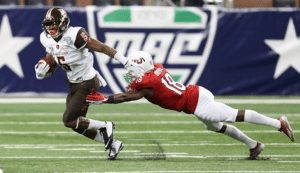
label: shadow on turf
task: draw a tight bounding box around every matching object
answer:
[112,139,272,161]
[246,157,271,161]
[142,140,166,160]
[115,140,167,161]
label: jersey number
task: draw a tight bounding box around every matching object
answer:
[161,73,186,95]
[57,56,71,71]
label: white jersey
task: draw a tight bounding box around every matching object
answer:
[40,26,107,86]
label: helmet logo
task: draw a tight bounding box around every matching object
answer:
[133,57,145,64]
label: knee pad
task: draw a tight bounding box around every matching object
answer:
[205,122,223,132]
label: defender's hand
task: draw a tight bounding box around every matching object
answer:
[86,91,108,105]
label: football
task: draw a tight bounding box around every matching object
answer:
[40,55,57,74]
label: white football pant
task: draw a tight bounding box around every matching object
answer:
[194,86,238,123]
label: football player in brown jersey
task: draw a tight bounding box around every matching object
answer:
[34,7,128,160]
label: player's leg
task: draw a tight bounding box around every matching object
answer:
[63,76,114,150]
[201,120,264,159]
[236,110,294,142]
[195,86,294,142]
[202,121,257,148]
[194,86,238,122]
[194,87,264,159]
[236,109,280,129]
[80,76,124,159]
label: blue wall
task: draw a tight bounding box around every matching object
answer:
[0,6,299,95]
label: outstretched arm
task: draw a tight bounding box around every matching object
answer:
[86,89,153,104]
[86,37,127,65]
[106,89,152,104]
[87,38,116,57]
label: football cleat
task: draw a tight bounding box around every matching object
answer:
[108,140,124,160]
[248,142,265,160]
[99,121,115,150]
[278,116,295,142]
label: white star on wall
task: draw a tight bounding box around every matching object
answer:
[0,15,33,78]
[265,18,300,79]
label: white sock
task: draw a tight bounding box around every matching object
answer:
[224,124,257,149]
[94,130,104,143]
[245,110,281,129]
[87,119,106,130]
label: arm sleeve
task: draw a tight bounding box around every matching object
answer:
[74,28,90,49]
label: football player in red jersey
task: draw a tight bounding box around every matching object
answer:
[34,7,129,160]
[86,51,295,160]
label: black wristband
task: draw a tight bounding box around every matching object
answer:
[107,95,114,103]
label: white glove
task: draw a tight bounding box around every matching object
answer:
[114,52,128,67]
[34,60,50,80]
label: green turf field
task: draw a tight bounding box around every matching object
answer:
[0,98,299,173]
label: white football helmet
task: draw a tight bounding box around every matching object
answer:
[127,51,154,77]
